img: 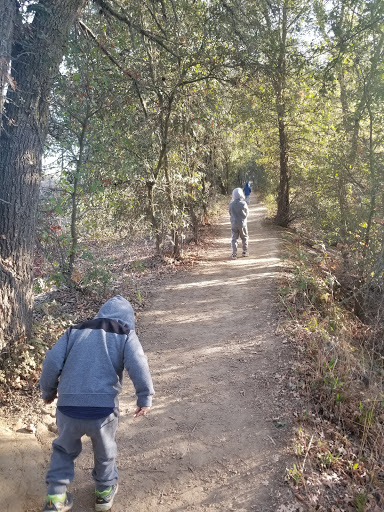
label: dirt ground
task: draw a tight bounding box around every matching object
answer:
[0,198,303,512]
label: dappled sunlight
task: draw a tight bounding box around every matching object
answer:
[154,335,267,368]
[116,330,281,510]
[203,255,281,267]
[143,303,265,328]
[210,235,280,247]
[62,201,288,511]
[141,260,280,327]
[119,335,274,426]
[208,237,277,254]
[167,267,279,291]
[228,256,280,266]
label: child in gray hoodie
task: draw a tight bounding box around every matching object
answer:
[229,187,249,258]
[40,295,154,512]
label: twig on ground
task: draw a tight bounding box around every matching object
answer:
[302,434,313,473]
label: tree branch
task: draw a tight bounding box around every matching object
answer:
[93,0,179,59]
[78,19,148,118]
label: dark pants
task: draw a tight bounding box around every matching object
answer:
[46,409,119,495]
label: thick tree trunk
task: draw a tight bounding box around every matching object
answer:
[0,0,86,350]
[274,3,290,228]
[275,114,290,227]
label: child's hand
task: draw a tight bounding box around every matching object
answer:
[43,394,57,404]
[134,406,150,418]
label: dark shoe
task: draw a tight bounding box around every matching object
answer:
[43,493,73,512]
[95,484,118,511]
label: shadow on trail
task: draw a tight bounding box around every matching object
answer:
[103,199,296,512]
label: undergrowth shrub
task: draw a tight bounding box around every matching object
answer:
[281,233,384,509]
[0,301,71,393]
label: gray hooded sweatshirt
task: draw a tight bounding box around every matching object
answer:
[40,296,154,408]
[229,188,248,227]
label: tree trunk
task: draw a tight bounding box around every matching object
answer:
[189,203,199,243]
[335,72,350,240]
[225,158,230,194]
[0,0,16,117]
[363,106,375,258]
[274,3,290,228]
[146,181,161,251]
[163,150,182,259]
[201,176,209,224]
[68,175,79,283]
[0,0,86,350]
[67,117,88,283]
[275,106,290,227]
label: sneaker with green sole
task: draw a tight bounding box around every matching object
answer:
[95,484,118,511]
[43,493,73,512]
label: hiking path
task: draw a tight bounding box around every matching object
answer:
[1,197,301,512]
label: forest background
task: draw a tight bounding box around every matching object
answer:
[0,0,384,509]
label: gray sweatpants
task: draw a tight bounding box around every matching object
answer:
[46,409,119,495]
[231,225,248,255]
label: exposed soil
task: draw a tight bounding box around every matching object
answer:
[0,199,303,512]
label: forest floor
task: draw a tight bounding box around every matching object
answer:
[0,197,303,512]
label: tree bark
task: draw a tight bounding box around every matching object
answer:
[274,3,290,228]
[363,105,375,258]
[0,0,16,118]
[163,148,182,259]
[0,0,86,350]
[275,108,290,227]
[67,117,88,283]
[146,180,161,251]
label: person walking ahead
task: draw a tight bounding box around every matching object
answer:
[39,295,154,512]
[243,181,251,204]
[229,188,249,259]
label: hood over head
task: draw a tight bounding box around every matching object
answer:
[232,188,245,201]
[95,295,135,329]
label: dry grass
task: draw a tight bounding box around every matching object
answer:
[279,231,384,511]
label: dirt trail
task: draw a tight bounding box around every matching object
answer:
[1,199,301,512]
